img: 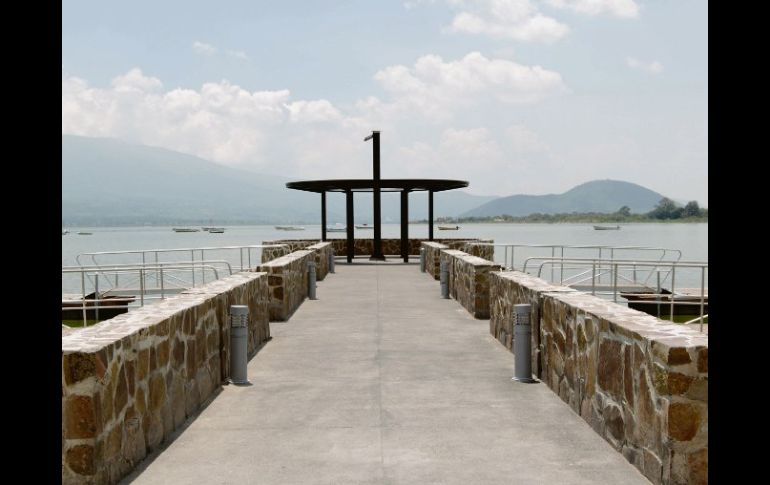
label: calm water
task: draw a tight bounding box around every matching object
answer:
[62,223,707,293]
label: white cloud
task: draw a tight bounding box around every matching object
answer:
[111,68,163,93]
[545,0,639,18]
[397,127,506,190]
[626,56,663,74]
[407,0,568,42]
[227,50,249,60]
[506,124,548,153]
[62,69,338,168]
[373,52,567,120]
[447,1,568,42]
[396,125,560,195]
[62,58,566,188]
[285,100,343,123]
[192,41,217,56]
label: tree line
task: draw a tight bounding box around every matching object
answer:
[430,198,708,224]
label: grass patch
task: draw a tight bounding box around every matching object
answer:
[62,319,100,328]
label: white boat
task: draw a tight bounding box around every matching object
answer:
[275,226,305,231]
[62,229,69,235]
[355,224,373,230]
[593,225,620,230]
[326,223,346,232]
[208,228,225,233]
[438,225,460,230]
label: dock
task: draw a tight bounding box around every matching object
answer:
[122,262,649,484]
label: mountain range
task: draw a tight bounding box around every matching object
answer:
[461,179,665,218]
[62,135,671,225]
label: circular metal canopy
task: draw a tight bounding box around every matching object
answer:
[286,178,468,193]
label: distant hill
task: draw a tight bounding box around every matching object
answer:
[460,180,667,218]
[62,136,496,225]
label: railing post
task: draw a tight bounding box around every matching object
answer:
[201,249,206,284]
[308,260,317,300]
[440,259,449,299]
[81,271,87,326]
[420,247,426,273]
[670,266,676,321]
[328,248,335,274]
[94,273,100,322]
[139,269,145,306]
[160,266,165,299]
[230,305,249,385]
[512,304,536,383]
[191,250,196,287]
[699,266,706,331]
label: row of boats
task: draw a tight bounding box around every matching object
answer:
[173,227,225,233]
[277,224,462,232]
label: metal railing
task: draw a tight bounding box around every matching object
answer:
[76,244,290,271]
[522,258,708,332]
[63,244,293,328]
[62,262,228,327]
[73,244,289,289]
[466,243,682,286]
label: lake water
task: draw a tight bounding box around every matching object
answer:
[62,223,707,293]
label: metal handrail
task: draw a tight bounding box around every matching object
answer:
[524,258,708,332]
[466,242,682,285]
[74,244,290,290]
[62,263,224,327]
[76,244,290,271]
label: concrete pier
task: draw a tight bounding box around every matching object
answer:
[123,262,649,484]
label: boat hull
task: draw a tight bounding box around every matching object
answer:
[621,291,708,316]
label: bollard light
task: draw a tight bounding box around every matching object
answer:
[512,304,536,383]
[329,248,335,274]
[420,247,426,273]
[308,260,317,300]
[440,259,449,299]
[230,305,249,385]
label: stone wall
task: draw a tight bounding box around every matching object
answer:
[462,241,495,261]
[61,272,269,485]
[440,249,502,319]
[261,240,315,262]
[422,242,448,280]
[306,241,333,281]
[178,273,270,372]
[257,250,314,321]
[490,271,577,376]
[489,270,708,484]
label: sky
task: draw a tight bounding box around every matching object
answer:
[62,0,708,205]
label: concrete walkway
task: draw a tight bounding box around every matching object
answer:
[124,262,650,485]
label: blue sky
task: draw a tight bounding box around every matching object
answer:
[62,0,708,205]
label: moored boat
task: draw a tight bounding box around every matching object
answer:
[275,226,305,231]
[593,225,620,230]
